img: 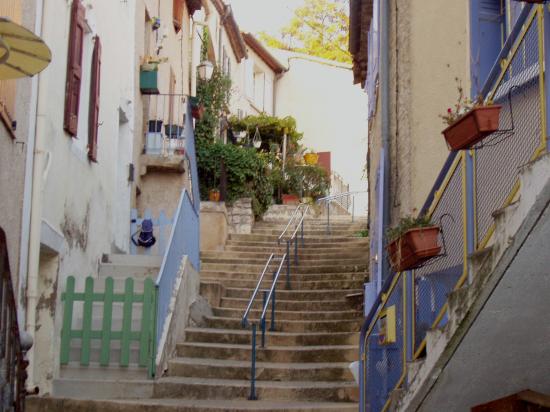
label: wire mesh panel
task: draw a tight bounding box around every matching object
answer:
[365,275,404,412]
[414,159,464,353]
[476,15,543,248]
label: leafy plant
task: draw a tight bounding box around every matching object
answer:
[386,215,433,242]
[196,139,277,218]
[279,160,330,199]
[355,229,369,238]
[440,78,487,126]
[229,114,303,154]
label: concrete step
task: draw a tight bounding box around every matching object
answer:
[224,240,368,249]
[200,271,366,282]
[200,250,367,260]
[223,244,367,253]
[202,277,364,291]
[252,229,358,237]
[213,307,361,321]
[28,397,358,412]
[176,342,357,364]
[168,357,354,382]
[220,297,351,311]
[224,288,363,301]
[102,253,163,267]
[183,328,358,346]
[153,377,359,403]
[204,316,361,333]
[228,234,369,243]
[200,256,368,266]
[201,262,368,275]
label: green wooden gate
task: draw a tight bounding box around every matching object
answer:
[60,276,157,378]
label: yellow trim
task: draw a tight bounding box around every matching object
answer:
[427,154,463,218]
[414,338,427,360]
[488,8,538,101]
[537,5,547,154]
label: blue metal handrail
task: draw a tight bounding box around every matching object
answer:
[245,253,287,401]
[241,253,275,328]
[277,203,308,244]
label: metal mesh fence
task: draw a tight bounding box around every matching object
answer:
[365,275,404,412]
[475,19,543,247]
[414,160,464,352]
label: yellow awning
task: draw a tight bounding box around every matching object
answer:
[0,17,51,80]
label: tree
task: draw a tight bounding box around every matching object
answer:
[259,0,351,64]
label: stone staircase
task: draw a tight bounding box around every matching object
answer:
[29,215,369,411]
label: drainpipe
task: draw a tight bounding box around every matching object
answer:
[18,0,45,327]
[26,0,49,388]
[380,0,391,286]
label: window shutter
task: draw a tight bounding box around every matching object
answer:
[173,0,184,33]
[64,0,86,137]
[88,36,101,162]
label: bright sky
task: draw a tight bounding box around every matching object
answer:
[227,0,305,35]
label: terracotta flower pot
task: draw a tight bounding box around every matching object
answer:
[442,105,502,151]
[209,190,220,202]
[386,226,441,272]
[282,194,300,205]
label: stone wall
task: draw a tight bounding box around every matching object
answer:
[227,198,254,234]
[200,202,230,251]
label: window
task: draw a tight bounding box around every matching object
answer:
[64,0,86,137]
[0,0,22,136]
[87,36,101,162]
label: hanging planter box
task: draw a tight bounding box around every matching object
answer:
[140,69,159,95]
[442,105,502,151]
[386,226,441,272]
[304,153,319,165]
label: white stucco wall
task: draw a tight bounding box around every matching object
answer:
[273,50,369,214]
[28,0,139,392]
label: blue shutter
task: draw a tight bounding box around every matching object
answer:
[470,0,504,95]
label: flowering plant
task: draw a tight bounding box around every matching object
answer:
[439,78,487,126]
[140,55,168,71]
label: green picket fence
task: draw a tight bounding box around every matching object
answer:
[60,276,157,378]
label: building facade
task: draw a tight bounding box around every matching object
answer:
[351,0,550,410]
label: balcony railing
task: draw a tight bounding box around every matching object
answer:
[144,94,188,156]
[0,229,33,411]
[360,4,548,411]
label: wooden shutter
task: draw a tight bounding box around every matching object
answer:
[64,0,86,137]
[173,0,184,33]
[88,36,101,162]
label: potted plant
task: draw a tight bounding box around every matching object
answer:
[386,216,441,272]
[440,78,501,151]
[209,188,220,202]
[150,16,161,30]
[140,56,167,95]
[190,96,205,120]
[303,151,319,165]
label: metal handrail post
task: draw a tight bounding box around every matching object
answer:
[261,291,267,348]
[301,219,304,246]
[352,196,355,222]
[270,289,276,332]
[286,242,291,290]
[249,324,257,400]
[327,202,331,234]
[294,238,298,266]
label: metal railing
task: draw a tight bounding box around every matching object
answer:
[0,229,33,411]
[317,191,368,233]
[153,98,200,372]
[360,4,548,411]
[144,94,188,156]
[241,203,310,400]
